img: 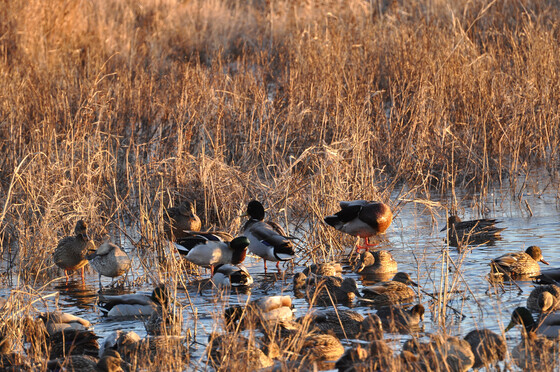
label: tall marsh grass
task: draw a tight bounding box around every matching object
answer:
[0,1,559,369]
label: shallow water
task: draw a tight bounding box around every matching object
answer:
[4,179,560,370]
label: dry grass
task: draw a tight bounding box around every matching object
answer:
[0,0,559,370]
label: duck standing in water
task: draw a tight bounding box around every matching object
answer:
[324,200,392,251]
[53,220,96,284]
[87,241,132,291]
[241,200,296,272]
[174,232,250,276]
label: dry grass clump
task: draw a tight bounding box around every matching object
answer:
[0,0,560,368]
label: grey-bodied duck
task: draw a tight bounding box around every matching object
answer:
[87,241,131,290]
[174,232,250,276]
[463,329,506,370]
[324,200,392,251]
[241,200,296,272]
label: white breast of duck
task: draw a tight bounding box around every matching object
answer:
[98,293,158,318]
[243,219,295,262]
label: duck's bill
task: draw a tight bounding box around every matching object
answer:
[541,259,550,265]
[505,321,515,332]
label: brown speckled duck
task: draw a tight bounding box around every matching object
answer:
[491,246,549,278]
[441,215,505,247]
[53,220,96,284]
[164,201,201,240]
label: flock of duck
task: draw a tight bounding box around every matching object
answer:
[2,199,559,371]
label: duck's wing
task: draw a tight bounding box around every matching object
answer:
[98,294,152,306]
[249,222,294,248]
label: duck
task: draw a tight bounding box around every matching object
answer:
[98,285,170,318]
[533,267,560,285]
[336,341,405,372]
[0,333,33,371]
[301,310,383,340]
[224,295,294,330]
[164,201,201,240]
[38,311,92,336]
[144,300,183,336]
[48,329,100,359]
[463,329,506,369]
[241,200,296,272]
[87,241,132,290]
[324,200,392,251]
[402,334,475,372]
[212,264,253,287]
[53,220,96,284]
[174,232,250,276]
[376,304,425,333]
[300,274,359,306]
[361,272,418,305]
[491,246,549,278]
[47,349,125,372]
[441,215,505,247]
[354,250,398,275]
[302,263,343,277]
[511,328,558,370]
[208,333,276,370]
[505,306,560,338]
[299,333,345,365]
[102,330,188,367]
[527,283,560,313]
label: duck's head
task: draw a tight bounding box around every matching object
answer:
[354,251,375,273]
[526,246,549,265]
[178,201,197,217]
[411,304,425,321]
[230,236,250,251]
[393,272,419,287]
[505,307,535,332]
[244,200,266,221]
[440,215,461,231]
[151,285,171,307]
[98,349,127,372]
[75,220,90,241]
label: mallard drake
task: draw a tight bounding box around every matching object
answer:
[38,311,92,336]
[47,349,125,372]
[301,310,383,340]
[212,264,253,287]
[241,200,296,272]
[463,329,506,369]
[87,241,132,290]
[361,272,418,305]
[491,246,549,278]
[441,215,505,247]
[53,220,96,284]
[376,304,425,333]
[354,250,398,275]
[174,232,250,276]
[403,334,475,372]
[505,306,560,338]
[527,284,560,313]
[224,295,294,329]
[324,200,392,250]
[164,201,201,240]
[98,285,170,318]
[298,274,359,306]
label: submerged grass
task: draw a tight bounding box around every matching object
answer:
[0,0,559,370]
